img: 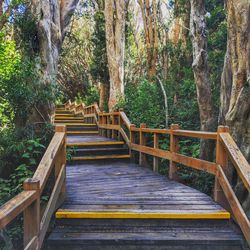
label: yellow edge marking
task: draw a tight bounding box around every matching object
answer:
[65,123,96,126]
[71,155,131,160]
[55,211,230,219]
[67,131,99,134]
[66,141,124,146]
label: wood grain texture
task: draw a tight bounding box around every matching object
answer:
[56,161,229,219]
[220,132,250,192]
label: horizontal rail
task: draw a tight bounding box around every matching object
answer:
[33,131,65,192]
[220,133,250,193]
[173,130,217,140]
[131,143,216,175]
[0,190,38,229]
[217,165,250,245]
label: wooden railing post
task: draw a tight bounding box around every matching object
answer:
[23,178,40,248]
[153,133,159,172]
[130,124,136,162]
[55,125,66,208]
[214,126,229,208]
[169,124,180,181]
[112,114,115,139]
[139,123,147,166]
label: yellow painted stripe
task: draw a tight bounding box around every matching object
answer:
[66,131,99,134]
[65,123,96,126]
[55,211,230,220]
[71,155,131,161]
[66,141,124,146]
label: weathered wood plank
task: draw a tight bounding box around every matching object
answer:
[0,191,37,229]
[220,133,250,193]
[217,165,250,246]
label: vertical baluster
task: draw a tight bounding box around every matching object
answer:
[112,114,115,139]
[214,126,229,209]
[23,179,40,248]
[55,125,66,207]
[169,124,180,181]
[153,133,159,172]
[139,123,147,166]
[130,125,136,161]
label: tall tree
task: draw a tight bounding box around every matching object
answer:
[91,0,109,111]
[104,0,127,110]
[30,0,79,119]
[190,0,215,161]
[219,0,250,211]
[138,0,158,80]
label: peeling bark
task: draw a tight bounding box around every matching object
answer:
[190,0,215,161]
[105,0,127,111]
[219,0,250,213]
[138,0,158,80]
[29,0,79,121]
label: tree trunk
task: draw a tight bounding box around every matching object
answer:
[105,0,126,111]
[30,0,79,121]
[138,0,158,81]
[190,0,215,161]
[99,82,109,111]
[219,0,250,213]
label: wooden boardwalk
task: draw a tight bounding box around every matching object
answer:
[56,145,229,219]
[47,107,244,249]
[2,103,248,249]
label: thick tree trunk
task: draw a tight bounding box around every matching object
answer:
[138,0,158,81]
[219,0,250,213]
[99,82,109,111]
[30,0,79,121]
[105,0,126,111]
[190,0,215,161]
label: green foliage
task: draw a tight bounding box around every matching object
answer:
[90,10,109,86]
[124,80,165,128]
[75,86,99,106]
[0,137,46,205]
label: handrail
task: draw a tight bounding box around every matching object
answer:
[0,125,66,249]
[67,100,250,246]
[219,133,250,193]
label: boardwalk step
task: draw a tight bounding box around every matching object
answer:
[66,131,99,135]
[55,120,85,123]
[65,123,96,126]
[70,154,131,161]
[47,219,242,250]
[74,148,129,156]
[66,141,125,147]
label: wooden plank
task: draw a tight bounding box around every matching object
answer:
[131,143,172,160]
[55,211,230,219]
[71,155,131,161]
[130,127,170,134]
[172,153,217,175]
[99,124,120,130]
[120,112,132,129]
[153,133,159,172]
[40,164,66,246]
[67,141,124,147]
[169,124,180,181]
[214,126,230,209]
[220,133,250,193]
[119,128,130,145]
[217,165,250,246]
[139,123,147,166]
[24,236,38,250]
[131,143,216,174]
[23,179,40,248]
[173,130,217,140]
[0,191,37,229]
[33,132,65,191]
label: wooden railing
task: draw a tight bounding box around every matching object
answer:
[66,100,250,246]
[0,125,66,249]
